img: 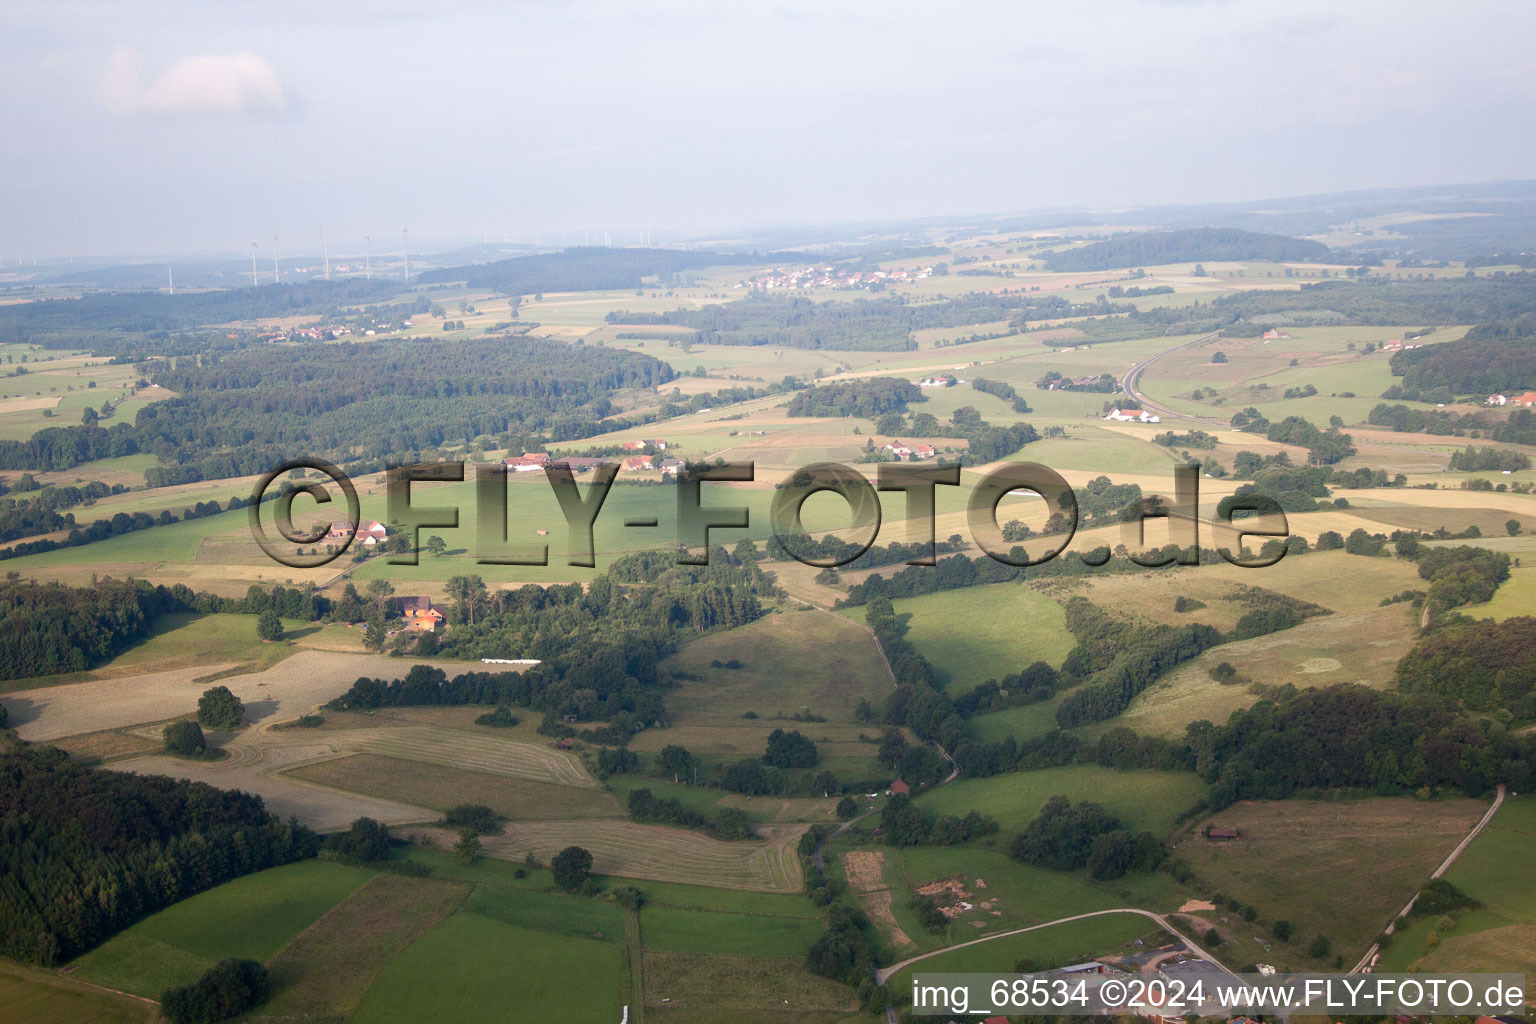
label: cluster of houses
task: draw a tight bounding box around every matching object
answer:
[325,519,389,546]
[505,441,681,476]
[1261,328,1292,340]
[1486,392,1536,407]
[883,439,937,461]
[736,264,934,290]
[1103,407,1161,424]
[258,324,352,343]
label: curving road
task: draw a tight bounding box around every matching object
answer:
[875,907,1240,986]
[1120,331,1226,426]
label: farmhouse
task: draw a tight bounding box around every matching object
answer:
[1103,408,1161,424]
[883,440,911,459]
[658,458,683,477]
[918,376,955,388]
[621,456,654,472]
[1488,394,1509,406]
[327,519,388,545]
[1514,392,1536,407]
[888,779,911,795]
[1261,328,1291,340]
[503,452,552,472]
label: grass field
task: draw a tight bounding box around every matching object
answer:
[1177,796,1489,969]
[1378,795,1536,975]
[642,951,857,1022]
[287,753,622,820]
[870,584,1073,695]
[353,914,626,1024]
[70,859,373,997]
[259,873,471,1021]
[471,818,806,892]
[0,961,155,1024]
[640,904,824,957]
[882,912,1156,990]
[607,774,839,824]
[913,764,1207,837]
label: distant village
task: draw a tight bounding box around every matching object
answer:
[736,263,936,291]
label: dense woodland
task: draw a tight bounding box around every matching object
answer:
[0,338,675,480]
[0,745,319,964]
[1387,333,1536,396]
[0,279,399,350]
[416,246,772,293]
[785,377,922,418]
[607,291,1133,351]
[1042,228,1332,272]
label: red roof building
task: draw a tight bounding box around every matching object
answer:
[889,779,910,795]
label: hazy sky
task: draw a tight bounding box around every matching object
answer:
[3,0,1534,257]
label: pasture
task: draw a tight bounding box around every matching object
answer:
[471,819,807,892]
[352,914,626,1024]
[0,961,154,1024]
[869,584,1073,695]
[1176,796,1489,966]
[913,764,1207,837]
[642,952,857,1022]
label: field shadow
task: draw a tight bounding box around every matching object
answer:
[0,694,42,727]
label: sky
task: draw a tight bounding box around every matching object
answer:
[2,0,1534,258]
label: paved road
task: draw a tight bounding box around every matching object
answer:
[1348,782,1507,974]
[874,906,1240,985]
[1120,332,1226,425]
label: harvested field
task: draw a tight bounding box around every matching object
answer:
[458,819,806,892]
[4,651,472,741]
[342,724,595,787]
[111,745,434,831]
[842,850,888,893]
[286,753,621,820]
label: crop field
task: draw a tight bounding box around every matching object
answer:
[470,819,807,892]
[71,860,374,997]
[464,884,625,942]
[642,951,857,1022]
[1177,797,1489,965]
[287,753,622,820]
[912,764,1207,837]
[337,724,597,786]
[0,961,155,1024]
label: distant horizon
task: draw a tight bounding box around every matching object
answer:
[5,175,1535,268]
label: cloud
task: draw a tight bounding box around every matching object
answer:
[102,47,287,117]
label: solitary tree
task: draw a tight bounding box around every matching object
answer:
[551,845,594,890]
[163,719,206,756]
[425,535,448,557]
[454,828,482,865]
[256,609,284,642]
[197,686,245,731]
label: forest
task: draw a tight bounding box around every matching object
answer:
[0,576,179,679]
[0,278,399,349]
[1207,273,1536,328]
[0,744,320,965]
[415,246,771,293]
[0,338,675,480]
[1387,333,1536,396]
[606,291,1133,351]
[785,377,923,418]
[1041,228,1331,272]
[1394,614,1536,716]
[326,549,774,731]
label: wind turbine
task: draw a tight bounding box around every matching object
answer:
[321,228,330,281]
[402,226,409,282]
[167,267,174,295]
[364,234,372,280]
[251,242,260,286]
[272,237,280,283]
